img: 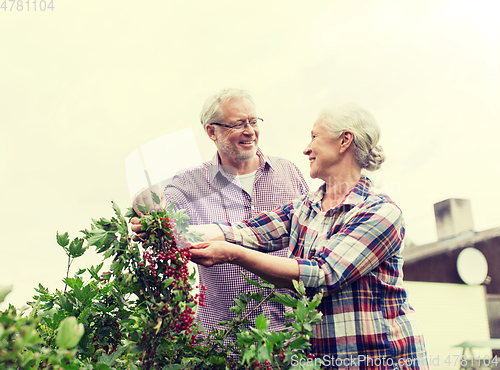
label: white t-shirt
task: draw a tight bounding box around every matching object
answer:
[235,171,257,195]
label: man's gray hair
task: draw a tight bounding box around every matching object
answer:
[200,88,256,130]
[318,103,386,171]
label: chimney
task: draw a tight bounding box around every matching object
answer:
[434,198,474,241]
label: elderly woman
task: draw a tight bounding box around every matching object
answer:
[190,103,428,369]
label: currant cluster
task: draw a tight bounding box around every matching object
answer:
[193,285,207,307]
[253,359,273,370]
[91,319,121,363]
[279,348,286,362]
[253,357,280,370]
[164,248,191,284]
[138,215,194,295]
[136,333,153,361]
[165,308,200,348]
[136,212,206,355]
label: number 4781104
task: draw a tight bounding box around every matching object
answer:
[1,0,54,11]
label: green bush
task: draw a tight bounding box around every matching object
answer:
[1,199,323,369]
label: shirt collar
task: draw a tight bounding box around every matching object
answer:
[208,148,273,182]
[307,175,372,213]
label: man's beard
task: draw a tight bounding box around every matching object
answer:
[216,132,257,162]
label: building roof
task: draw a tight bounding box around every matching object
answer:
[402,226,500,263]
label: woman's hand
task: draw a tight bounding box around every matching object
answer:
[190,241,240,267]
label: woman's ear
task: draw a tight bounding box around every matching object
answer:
[340,131,354,152]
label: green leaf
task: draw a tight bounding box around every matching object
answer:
[284,312,295,320]
[241,344,257,365]
[125,207,137,218]
[303,322,313,332]
[236,331,255,346]
[289,336,307,350]
[241,272,275,290]
[174,290,183,302]
[238,292,252,305]
[254,313,269,331]
[56,316,84,349]
[308,292,323,310]
[294,301,308,323]
[63,277,83,290]
[68,238,86,258]
[0,285,12,304]
[152,191,161,205]
[98,345,127,365]
[56,291,74,314]
[88,263,104,280]
[267,330,284,346]
[292,279,306,297]
[112,201,122,219]
[137,204,149,214]
[87,229,110,249]
[94,364,111,370]
[270,292,298,307]
[164,277,174,288]
[77,306,91,323]
[233,298,246,310]
[251,292,264,302]
[308,310,323,325]
[57,231,70,248]
[110,261,124,275]
[256,344,271,362]
[73,283,98,304]
[241,272,264,288]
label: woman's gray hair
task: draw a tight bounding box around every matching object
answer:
[200,88,256,130]
[318,103,385,171]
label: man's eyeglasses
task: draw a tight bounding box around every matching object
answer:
[209,117,263,131]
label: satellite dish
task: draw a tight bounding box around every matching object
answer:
[456,247,488,285]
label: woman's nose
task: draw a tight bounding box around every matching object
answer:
[303,143,311,155]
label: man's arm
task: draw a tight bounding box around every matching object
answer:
[190,241,299,290]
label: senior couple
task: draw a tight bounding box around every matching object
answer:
[132,88,428,369]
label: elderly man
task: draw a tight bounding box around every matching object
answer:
[132,88,308,337]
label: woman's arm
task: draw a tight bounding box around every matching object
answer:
[190,224,226,241]
[217,202,295,252]
[190,241,299,290]
[296,201,405,295]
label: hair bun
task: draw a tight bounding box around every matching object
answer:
[365,145,385,171]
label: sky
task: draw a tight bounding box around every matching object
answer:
[1,0,499,310]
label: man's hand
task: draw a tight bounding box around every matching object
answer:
[130,217,146,240]
[190,241,240,267]
[132,186,165,216]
